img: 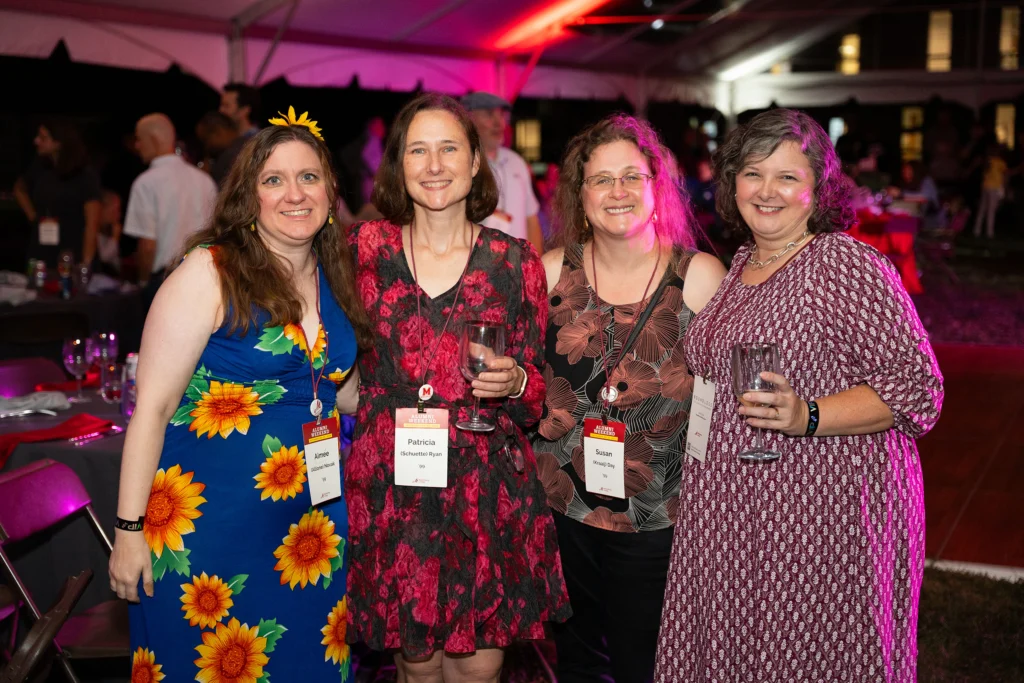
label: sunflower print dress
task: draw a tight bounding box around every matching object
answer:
[128,258,357,683]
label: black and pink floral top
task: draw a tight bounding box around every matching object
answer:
[532,243,697,532]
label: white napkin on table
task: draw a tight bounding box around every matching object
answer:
[0,391,71,414]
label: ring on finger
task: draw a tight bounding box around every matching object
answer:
[773,407,780,420]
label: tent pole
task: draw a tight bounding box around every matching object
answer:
[509,44,547,104]
[229,20,247,83]
[253,0,300,85]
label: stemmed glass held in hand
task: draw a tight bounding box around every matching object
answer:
[731,341,780,462]
[456,320,505,433]
[62,337,91,403]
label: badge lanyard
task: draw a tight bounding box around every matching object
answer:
[307,261,329,423]
[590,241,661,417]
[409,218,476,412]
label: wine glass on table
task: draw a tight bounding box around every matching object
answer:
[62,337,91,403]
[731,341,780,462]
[456,320,506,433]
[90,331,119,363]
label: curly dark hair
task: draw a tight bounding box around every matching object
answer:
[713,108,854,235]
[372,93,499,224]
[178,124,372,349]
[553,114,698,250]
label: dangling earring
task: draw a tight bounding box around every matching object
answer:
[583,216,591,232]
[328,212,334,225]
[249,222,256,232]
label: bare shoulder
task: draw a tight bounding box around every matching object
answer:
[682,251,727,314]
[156,247,223,330]
[541,247,565,295]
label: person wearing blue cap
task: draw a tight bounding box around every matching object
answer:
[462,92,545,255]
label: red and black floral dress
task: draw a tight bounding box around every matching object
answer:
[345,220,571,656]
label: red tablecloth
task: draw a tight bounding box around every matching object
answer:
[849,210,924,294]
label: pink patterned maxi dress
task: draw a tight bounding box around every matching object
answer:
[655,233,943,682]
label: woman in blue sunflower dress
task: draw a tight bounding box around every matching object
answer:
[109,118,372,683]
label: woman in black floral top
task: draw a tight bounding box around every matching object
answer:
[532,115,725,683]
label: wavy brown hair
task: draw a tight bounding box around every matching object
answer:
[372,92,499,224]
[713,108,854,236]
[177,125,372,349]
[553,114,698,250]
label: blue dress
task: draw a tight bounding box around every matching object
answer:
[129,261,357,683]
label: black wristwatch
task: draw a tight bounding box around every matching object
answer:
[115,515,145,532]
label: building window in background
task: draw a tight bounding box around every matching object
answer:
[996,104,1016,150]
[1000,7,1020,70]
[515,119,541,163]
[927,11,952,72]
[901,106,925,161]
[838,34,860,75]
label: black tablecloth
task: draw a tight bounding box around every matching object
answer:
[0,290,144,363]
[0,400,125,615]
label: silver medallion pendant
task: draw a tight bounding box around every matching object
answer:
[418,384,435,402]
[599,385,619,403]
[309,398,323,417]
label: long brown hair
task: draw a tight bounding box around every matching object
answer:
[372,92,499,224]
[178,125,372,348]
[553,114,698,250]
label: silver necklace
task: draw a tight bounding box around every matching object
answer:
[747,230,811,270]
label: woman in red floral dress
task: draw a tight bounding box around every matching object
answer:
[345,93,570,682]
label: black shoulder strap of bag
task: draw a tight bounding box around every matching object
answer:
[615,255,676,361]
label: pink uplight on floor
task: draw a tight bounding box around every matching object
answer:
[493,0,613,51]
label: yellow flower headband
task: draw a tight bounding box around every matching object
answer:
[268,106,323,140]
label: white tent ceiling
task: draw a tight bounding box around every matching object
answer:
[8,0,1005,115]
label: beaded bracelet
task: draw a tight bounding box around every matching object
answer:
[805,400,820,436]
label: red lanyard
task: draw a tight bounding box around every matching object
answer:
[590,241,661,412]
[307,261,329,422]
[409,218,476,409]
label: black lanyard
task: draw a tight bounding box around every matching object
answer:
[408,218,476,411]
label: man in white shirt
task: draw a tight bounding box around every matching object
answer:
[125,113,217,307]
[462,92,544,254]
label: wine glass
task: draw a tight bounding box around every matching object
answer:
[100,362,124,404]
[90,331,118,364]
[62,337,91,403]
[456,320,506,433]
[731,341,780,462]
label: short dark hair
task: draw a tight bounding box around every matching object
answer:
[40,118,89,177]
[713,108,854,235]
[198,111,238,133]
[372,92,499,225]
[224,83,261,121]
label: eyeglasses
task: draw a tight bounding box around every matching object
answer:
[582,173,654,191]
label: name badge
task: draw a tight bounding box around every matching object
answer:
[39,219,60,246]
[302,417,342,504]
[685,376,716,462]
[583,417,625,499]
[395,407,449,488]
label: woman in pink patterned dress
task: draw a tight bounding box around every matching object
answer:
[345,93,570,683]
[655,109,944,681]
